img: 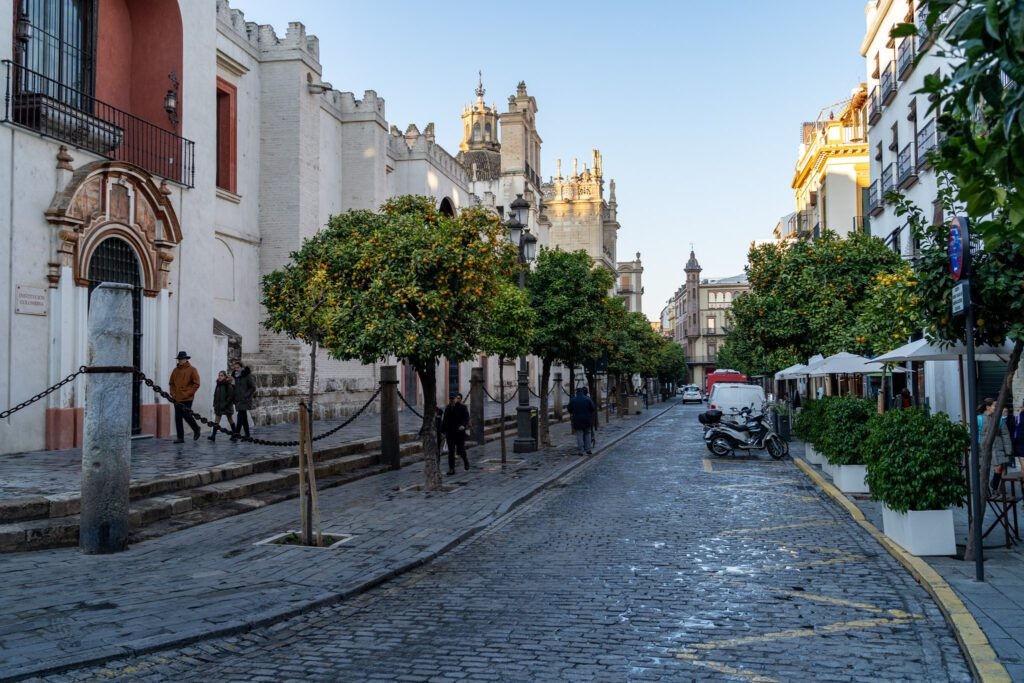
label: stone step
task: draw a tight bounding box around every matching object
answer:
[0,414,561,552]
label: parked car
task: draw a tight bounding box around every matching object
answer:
[707,383,766,418]
[681,387,702,403]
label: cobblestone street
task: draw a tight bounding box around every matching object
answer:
[44,404,972,682]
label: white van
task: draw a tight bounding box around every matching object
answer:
[707,383,766,417]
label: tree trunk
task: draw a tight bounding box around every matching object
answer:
[586,370,599,427]
[965,339,1023,561]
[302,337,319,546]
[498,356,507,463]
[417,362,443,491]
[539,357,553,446]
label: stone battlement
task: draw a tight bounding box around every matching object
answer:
[389,124,468,183]
[216,0,319,62]
[324,90,385,117]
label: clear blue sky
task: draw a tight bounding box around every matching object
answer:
[232,0,868,320]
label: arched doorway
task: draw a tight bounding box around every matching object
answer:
[88,237,143,434]
[439,197,455,217]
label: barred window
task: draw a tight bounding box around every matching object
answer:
[15,0,96,106]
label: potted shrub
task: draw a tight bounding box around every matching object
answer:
[793,398,825,465]
[817,396,875,494]
[864,408,968,556]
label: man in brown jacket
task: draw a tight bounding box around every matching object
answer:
[170,351,201,443]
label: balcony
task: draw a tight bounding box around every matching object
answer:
[916,6,934,52]
[685,356,717,366]
[897,38,915,79]
[2,60,195,187]
[867,86,882,125]
[881,163,895,198]
[880,63,897,105]
[916,119,937,170]
[897,143,918,189]
[886,226,903,256]
[868,180,883,216]
[703,328,726,336]
[852,216,870,235]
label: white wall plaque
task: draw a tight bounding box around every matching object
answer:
[15,285,48,316]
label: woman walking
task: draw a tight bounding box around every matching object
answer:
[208,370,235,441]
[230,360,255,441]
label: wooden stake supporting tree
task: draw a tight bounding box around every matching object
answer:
[297,401,322,547]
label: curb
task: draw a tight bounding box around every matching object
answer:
[793,456,1011,683]
[3,401,677,682]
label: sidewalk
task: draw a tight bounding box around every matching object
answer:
[0,400,678,680]
[791,440,1023,682]
[0,401,516,500]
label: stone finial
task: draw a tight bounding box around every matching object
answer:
[517,81,527,96]
[424,122,435,143]
[556,159,562,179]
[56,145,74,171]
[390,125,402,136]
[636,251,641,261]
[573,157,578,177]
[609,178,616,203]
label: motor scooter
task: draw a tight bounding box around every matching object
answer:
[699,407,788,459]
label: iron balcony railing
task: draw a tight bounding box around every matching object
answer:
[880,62,897,104]
[886,225,903,255]
[897,143,917,187]
[916,118,937,167]
[867,86,881,124]
[897,38,915,78]
[867,180,882,214]
[916,6,932,51]
[702,328,726,336]
[881,163,895,197]
[2,60,195,187]
[685,356,717,365]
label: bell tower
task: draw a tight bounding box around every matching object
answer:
[459,72,499,153]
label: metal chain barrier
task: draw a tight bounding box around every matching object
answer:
[482,386,517,403]
[0,367,85,420]
[136,370,382,447]
[397,390,424,420]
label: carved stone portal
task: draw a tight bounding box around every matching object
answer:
[44,161,182,295]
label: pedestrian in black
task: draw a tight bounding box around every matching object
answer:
[567,386,596,455]
[208,370,235,441]
[230,359,255,441]
[441,392,470,474]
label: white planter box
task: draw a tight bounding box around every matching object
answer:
[804,444,823,465]
[832,464,869,494]
[881,505,956,556]
[821,459,832,476]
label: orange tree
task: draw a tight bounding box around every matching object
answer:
[263,196,518,491]
[720,231,903,376]
[526,248,613,446]
[850,262,923,356]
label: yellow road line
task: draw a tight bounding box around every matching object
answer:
[793,457,1011,683]
[685,616,915,653]
[783,590,921,619]
[702,458,713,473]
[675,651,779,682]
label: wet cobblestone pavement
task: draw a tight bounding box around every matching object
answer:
[34,404,971,681]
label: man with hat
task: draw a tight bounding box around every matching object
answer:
[169,351,201,443]
[440,392,471,475]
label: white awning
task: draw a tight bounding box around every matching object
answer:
[870,339,1015,364]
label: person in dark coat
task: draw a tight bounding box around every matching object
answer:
[567,386,596,456]
[440,392,470,474]
[208,370,235,441]
[230,360,255,441]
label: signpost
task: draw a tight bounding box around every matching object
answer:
[950,216,983,582]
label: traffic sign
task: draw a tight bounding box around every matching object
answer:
[952,279,970,316]
[949,216,969,281]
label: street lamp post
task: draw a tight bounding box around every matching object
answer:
[508,194,537,453]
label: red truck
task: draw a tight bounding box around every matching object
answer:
[705,369,748,396]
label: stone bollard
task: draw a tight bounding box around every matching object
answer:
[470,367,484,445]
[553,371,563,420]
[380,366,400,470]
[80,283,133,555]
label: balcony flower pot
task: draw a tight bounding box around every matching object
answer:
[881,505,955,556]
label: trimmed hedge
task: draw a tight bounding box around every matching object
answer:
[863,408,968,513]
[793,398,825,445]
[816,396,875,466]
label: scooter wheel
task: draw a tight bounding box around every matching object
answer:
[767,436,788,460]
[709,436,733,457]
